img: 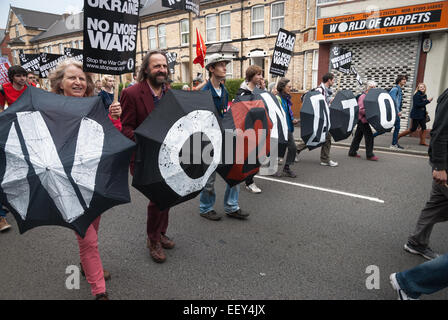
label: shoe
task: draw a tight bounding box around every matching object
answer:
[390,144,398,149]
[278,157,283,164]
[80,263,111,281]
[95,292,109,300]
[246,183,262,194]
[389,273,417,300]
[160,234,175,249]
[0,217,11,232]
[200,210,221,221]
[148,240,166,263]
[320,160,338,167]
[282,166,297,178]
[226,209,249,220]
[294,155,300,162]
[367,156,379,161]
[404,243,440,260]
[348,153,361,158]
[396,144,404,149]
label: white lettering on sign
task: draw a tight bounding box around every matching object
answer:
[378,92,396,130]
[86,0,139,15]
[275,31,295,51]
[306,94,330,147]
[87,17,137,52]
[341,98,358,132]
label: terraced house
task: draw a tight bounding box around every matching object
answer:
[5,0,320,92]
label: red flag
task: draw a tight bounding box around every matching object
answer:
[193,28,206,68]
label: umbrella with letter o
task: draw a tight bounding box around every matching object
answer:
[132,90,223,210]
[0,86,135,237]
[217,99,273,187]
[329,90,359,141]
[300,91,330,150]
[364,88,396,133]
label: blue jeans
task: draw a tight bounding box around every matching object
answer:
[0,206,6,218]
[396,253,448,299]
[372,117,401,145]
[199,171,240,214]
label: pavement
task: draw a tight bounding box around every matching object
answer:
[1,146,446,300]
[293,128,430,157]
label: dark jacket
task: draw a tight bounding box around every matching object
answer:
[429,88,448,171]
[411,90,430,120]
[202,80,228,118]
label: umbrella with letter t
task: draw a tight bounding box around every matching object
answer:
[132,89,223,210]
[0,86,135,237]
[329,90,359,141]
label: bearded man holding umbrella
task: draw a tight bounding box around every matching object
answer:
[120,50,175,264]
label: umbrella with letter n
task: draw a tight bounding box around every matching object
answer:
[132,89,223,210]
[217,99,273,187]
[0,86,136,237]
[300,90,330,150]
[364,88,396,134]
[329,90,359,141]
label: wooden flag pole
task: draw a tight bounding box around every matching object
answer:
[189,12,194,89]
[114,75,120,103]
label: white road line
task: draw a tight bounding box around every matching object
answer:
[333,145,429,159]
[255,175,385,203]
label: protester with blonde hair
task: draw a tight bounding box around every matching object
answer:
[348,80,378,161]
[49,58,122,300]
[98,75,116,111]
[397,82,433,146]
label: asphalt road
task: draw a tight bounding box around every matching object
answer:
[1,146,447,300]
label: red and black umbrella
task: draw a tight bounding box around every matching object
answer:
[217,99,273,186]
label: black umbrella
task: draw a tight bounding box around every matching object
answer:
[217,99,272,187]
[132,89,223,210]
[329,90,359,141]
[0,86,135,237]
[300,90,330,150]
[364,88,397,133]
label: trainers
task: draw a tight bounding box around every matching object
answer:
[390,144,398,149]
[320,160,338,167]
[389,273,418,300]
[160,234,175,249]
[283,166,297,178]
[226,209,249,220]
[294,155,300,162]
[200,210,221,221]
[367,156,379,161]
[404,243,440,260]
[0,217,11,232]
[246,183,262,194]
[396,144,404,149]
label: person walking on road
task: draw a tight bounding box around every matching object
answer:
[348,80,379,161]
[397,83,433,146]
[390,253,448,300]
[237,65,264,194]
[50,58,122,300]
[374,75,408,149]
[404,88,448,260]
[121,50,176,264]
[296,73,339,167]
[198,53,249,221]
[275,78,298,178]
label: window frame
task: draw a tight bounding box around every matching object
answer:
[219,11,231,42]
[158,24,167,49]
[312,50,319,88]
[180,19,189,46]
[303,51,309,90]
[270,1,285,35]
[148,26,157,50]
[251,5,265,38]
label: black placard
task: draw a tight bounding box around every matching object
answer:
[19,54,41,74]
[39,53,66,79]
[64,48,83,63]
[269,29,296,77]
[162,0,200,16]
[330,47,352,75]
[83,0,140,75]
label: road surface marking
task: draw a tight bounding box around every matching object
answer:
[255,175,385,203]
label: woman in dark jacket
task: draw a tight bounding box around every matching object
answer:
[398,83,433,146]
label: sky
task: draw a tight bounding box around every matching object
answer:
[0,0,155,30]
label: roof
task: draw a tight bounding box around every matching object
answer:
[207,43,239,54]
[10,7,61,30]
[30,12,83,43]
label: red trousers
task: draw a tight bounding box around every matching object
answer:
[147,201,169,243]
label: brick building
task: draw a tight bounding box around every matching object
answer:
[5,1,320,91]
